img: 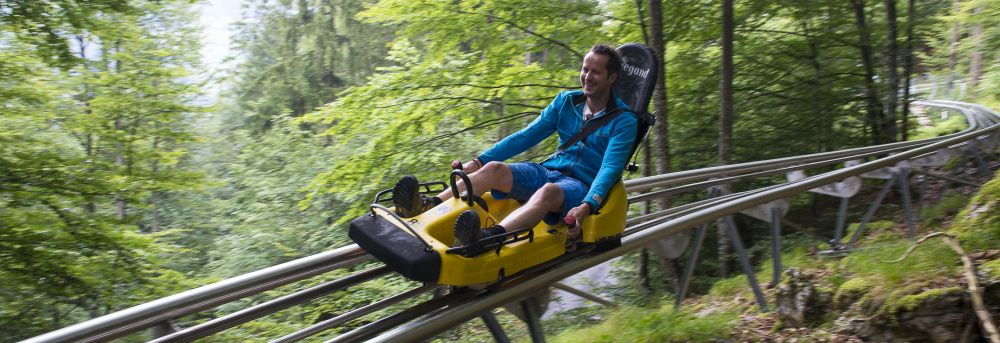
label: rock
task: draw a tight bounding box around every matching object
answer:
[776,268,832,328]
[833,287,971,342]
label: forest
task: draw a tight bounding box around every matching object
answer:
[2,0,999,341]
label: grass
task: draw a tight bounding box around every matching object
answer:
[840,238,958,286]
[910,110,968,140]
[921,192,973,227]
[549,305,738,343]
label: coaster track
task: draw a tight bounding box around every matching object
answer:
[24,100,1000,343]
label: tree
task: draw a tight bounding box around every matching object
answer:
[718,0,735,277]
[851,0,888,145]
[884,0,900,142]
[0,1,207,338]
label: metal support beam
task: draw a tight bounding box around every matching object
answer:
[970,141,993,179]
[675,224,707,309]
[847,173,898,247]
[915,173,928,214]
[769,207,781,287]
[552,283,616,308]
[520,297,546,343]
[896,168,916,239]
[832,197,850,248]
[480,312,511,343]
[912,169,982,187]
[723,215,769,312]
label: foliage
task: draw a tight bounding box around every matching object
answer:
[5,0,1000,340]
[0,0,132,65]
[920,191,970,227]
[298,0,617,221]
[910,110,970,140]
[0,1,207,339]
[550,305,738,343]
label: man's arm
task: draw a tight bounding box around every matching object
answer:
[581,114,638,211]
[477,92,565,164]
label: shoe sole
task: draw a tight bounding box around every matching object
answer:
[393,175,421,217]
[454,210,481,247]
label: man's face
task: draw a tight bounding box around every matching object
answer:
[580,51,617,99]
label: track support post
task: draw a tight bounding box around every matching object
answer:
[481,312,511,343]
[847,172,898,247]
[723,215,769,312]
[675,223,708,309]
[520,297,546,343]
[769,206,782,287]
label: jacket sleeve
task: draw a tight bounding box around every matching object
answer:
[582,113,638,211]
[477,93,562,163]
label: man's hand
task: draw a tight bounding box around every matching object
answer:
[451,160,481,174]
[565,203,592,237]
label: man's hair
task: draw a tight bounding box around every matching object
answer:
[589,44,622,76]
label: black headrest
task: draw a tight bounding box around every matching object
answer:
[612,43,658,114]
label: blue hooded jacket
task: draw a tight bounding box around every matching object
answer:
[478,90,638,211]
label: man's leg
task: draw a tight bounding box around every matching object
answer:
[437,161,514,201]
[496,183,564,232]
[395,162,517,218]
[453,182,564,247]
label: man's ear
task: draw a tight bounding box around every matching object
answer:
[610,72,618,84]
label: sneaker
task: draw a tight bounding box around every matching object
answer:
[392,175,437,218]
[453,210,481,247]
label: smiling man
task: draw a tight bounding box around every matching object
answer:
[393,44,638,250]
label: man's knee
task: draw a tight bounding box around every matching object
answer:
[477,161,511,180]
[480,161,507,174]
[530,183,563,207]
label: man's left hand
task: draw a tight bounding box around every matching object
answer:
[566,203,592,237]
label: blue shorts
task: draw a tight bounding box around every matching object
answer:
[490,162,588,225]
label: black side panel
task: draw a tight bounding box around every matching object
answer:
[613,43,658,113]
[613,43,659,162]
[349,214,441,283]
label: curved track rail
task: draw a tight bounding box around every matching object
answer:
[25,100,999,343]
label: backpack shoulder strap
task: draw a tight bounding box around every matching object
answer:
[551,107,629,156]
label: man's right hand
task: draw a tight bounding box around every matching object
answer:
[451,160,480,174]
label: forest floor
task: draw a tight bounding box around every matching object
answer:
[544,164,999,343]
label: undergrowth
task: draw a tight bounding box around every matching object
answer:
[549,305,738,343]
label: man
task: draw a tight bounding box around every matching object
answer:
[394,44,638,249]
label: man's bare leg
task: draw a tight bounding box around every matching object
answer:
[496,183,564,232]
[437,161,514,201]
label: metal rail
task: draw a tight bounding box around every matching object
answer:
[369,100,999,342]
[24,245,370,343]
[25,100,997,343]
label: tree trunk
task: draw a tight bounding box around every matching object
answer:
[649,0,670,208]
[78,35,96,216]
[150,136,160,232]
[901,0,915,141]
[884,0,899,143]
[635,0,649,45]
[850,0,886,145]
[718,0,735,277]
[947,0,960,92]
[648,0,680,291]
[113,41,126,221]
[969,7,983,91]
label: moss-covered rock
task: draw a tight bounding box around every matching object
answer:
[775,268,833,328]
[948,174,1000,251]
[833,276,878,310]
[834,285,967,343]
